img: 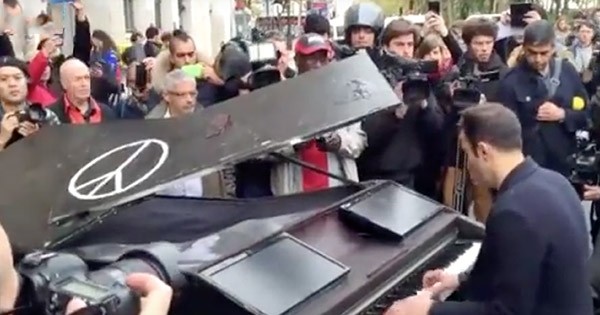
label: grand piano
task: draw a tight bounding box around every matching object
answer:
[0,54,485,315]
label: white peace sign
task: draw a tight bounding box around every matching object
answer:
[68,139,169,200]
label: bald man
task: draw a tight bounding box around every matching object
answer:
[48,58,116,124]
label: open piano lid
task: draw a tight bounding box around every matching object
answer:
[0,53,399,250]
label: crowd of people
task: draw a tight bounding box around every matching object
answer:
[0,0,600,313]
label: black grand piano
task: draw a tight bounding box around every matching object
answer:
[0,54,485,315]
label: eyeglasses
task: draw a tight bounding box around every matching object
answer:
[168,91,198,98]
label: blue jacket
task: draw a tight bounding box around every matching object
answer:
[497,59,589,176]
[431,158,593,315]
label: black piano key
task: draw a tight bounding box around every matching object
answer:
[359,242,472,315]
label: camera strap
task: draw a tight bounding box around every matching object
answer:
[546,58,563,99]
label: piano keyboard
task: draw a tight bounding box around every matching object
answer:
[357,241,481,315]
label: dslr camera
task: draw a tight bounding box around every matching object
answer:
[216,38,282,91]
[15,103,50,124]
[369,49,438,103]
[17,243,183,315]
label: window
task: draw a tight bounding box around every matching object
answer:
[123,0,135,31]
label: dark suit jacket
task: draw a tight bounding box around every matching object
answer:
[430,158,593,315]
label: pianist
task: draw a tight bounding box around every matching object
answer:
[384,103,593,315]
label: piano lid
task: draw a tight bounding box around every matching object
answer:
[0,53,399,250]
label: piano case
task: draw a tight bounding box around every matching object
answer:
[338,183,443,242]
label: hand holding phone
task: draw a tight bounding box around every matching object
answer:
[181,64,204,79]
[428,1,440,15]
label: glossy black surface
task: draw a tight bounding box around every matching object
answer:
[202,235,349,315]
[0,54,399,249]
[339,184,442,240]
[178,182,482,315]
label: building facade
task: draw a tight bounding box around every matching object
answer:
[24,0,235,58]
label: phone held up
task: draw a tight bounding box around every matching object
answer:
[428,1,440,15]
[510,2,533,28]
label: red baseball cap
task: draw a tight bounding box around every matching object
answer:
[294,33,331,55]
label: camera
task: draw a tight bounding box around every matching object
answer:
[568,131,600,191]
[15,103,49,124]
[216,38,282,91]
[17,243,183,315]
[374,50,438,103]
[451,70,500,111]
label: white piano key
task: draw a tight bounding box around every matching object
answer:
[435,242,481,300]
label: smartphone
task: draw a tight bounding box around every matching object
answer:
[428,1,440,14]
[510,3,533,28]
[53,30,65,47]
[135,64,147,89]
[181,64,204,79]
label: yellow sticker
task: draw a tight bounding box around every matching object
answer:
[572,96,585,111]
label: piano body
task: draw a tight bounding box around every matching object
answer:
[0,53,485,315]
[176,181,484,315]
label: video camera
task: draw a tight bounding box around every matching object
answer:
[216,38,282,91]
[451,70,501,111]
[568,131,600,196]
[338,47,438,103]
[16,243,183,315]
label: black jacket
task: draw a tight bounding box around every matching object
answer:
[497,59,589,176]
[47,97,116,123]
[431,158,593,315]
[357,95,444,185]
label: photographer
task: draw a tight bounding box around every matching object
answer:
[0,56,59,151]
[271,33,366,195]
[0,217,172,315]
[357,21,444,190]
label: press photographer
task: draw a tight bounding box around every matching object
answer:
[0,216,174,315]
[357,19,444,190]
[0,57,59,151]
[214,37,284,197]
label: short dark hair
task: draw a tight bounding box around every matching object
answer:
[577,20,596,32]
[380,19,419,47]
[304,13,331,36]
[145,26,160,39]
[523,20,555,47]
[168,30,194,53]
[459,103,522,153]
[461,18,498,44]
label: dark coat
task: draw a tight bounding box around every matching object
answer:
[497,59,590,176]
[431,158,593,315]
[47,97,116,124]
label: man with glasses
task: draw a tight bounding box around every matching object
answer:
[497,20,589,177]
[147,69,202,197]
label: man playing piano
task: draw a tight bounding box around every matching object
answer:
[385,103,593,315]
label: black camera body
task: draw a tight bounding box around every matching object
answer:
[451,69,501,111]
[17,243,184,315]
[15,103,48,124]
[568,132,600,187]
[217,38,282,91]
